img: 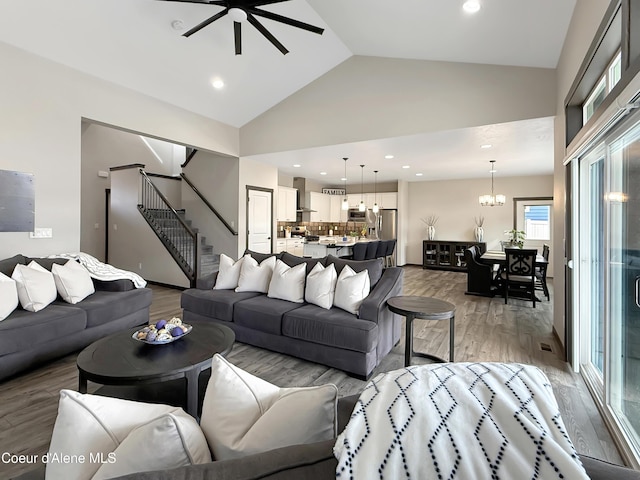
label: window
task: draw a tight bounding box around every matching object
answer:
[523,205,551,240]
[583,51,622,124]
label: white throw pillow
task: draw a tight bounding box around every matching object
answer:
[267,260,306,303]
[51,260,95,304]
[333,266,370,315]
[46,390,211,480]
[0,273,19,321]
[305,263,337,310]
[11,262,57,312]
[235,255,277,293]
[200,354,338,461]
[214,254,246,290]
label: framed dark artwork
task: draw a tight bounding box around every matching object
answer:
[0,169,35,232]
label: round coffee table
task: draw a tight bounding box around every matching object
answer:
[77,321,235,418]
[387,296,456,366]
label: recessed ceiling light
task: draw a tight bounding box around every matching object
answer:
[340,177,347,181]
[293,164,301,168]
[402,165,410,169]
[385,155,394,159]
[481,144,492,149]
[416,173,424,177]
[463,0,481,13]
[211,79,225,89]
[320,172,327,175]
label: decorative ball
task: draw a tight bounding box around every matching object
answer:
[146,330,157,342]
[156,319,167,330]
[171,327,185,337]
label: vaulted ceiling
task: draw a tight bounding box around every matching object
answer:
[0,0,576,181]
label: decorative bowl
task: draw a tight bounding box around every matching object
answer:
[132,321,192,345]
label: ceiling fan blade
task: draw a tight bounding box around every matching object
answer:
[156,0,225,4]
[244,0,291,6]
[234,21,242,55]
[248,7,324,35]
[183,8,228,37]
[247,13,289,55]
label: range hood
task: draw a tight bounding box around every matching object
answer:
[293,177,316,213]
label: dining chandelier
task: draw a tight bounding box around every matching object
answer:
[479,160,505,207]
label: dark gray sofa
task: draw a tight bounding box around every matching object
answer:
[15,395,640,480]
[0,254,152,381]
[181,252,403,379]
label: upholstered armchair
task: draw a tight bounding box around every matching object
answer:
[464,246,497,297]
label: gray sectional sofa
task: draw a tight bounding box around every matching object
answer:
[180,252,403,379]
[0,254,152,381]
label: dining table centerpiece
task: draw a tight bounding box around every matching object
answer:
[503,228,526,248]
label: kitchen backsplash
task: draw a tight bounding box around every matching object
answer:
[276,221,368,238]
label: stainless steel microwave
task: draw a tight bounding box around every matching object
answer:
[348,209,367,222]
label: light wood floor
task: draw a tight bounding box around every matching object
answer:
[0,266,624,478]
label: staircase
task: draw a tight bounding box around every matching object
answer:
[145,208,220,278]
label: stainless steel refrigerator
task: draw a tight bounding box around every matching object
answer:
[377,209,398,241]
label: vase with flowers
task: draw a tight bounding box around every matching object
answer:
[503,229,526,249]
[474,216,485,242]
[422,215,438,241]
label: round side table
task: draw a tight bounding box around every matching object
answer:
[387,296,456,366]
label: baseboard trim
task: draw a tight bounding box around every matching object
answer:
[146,281,186,291]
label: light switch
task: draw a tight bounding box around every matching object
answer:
[29,228,53,238]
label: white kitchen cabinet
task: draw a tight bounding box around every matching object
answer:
[277,187,297,222]
[276,239,287,253]
[288,238,304,257]
[307,192,331,222]
[379,192,397,209]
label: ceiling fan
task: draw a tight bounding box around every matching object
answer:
[159,0,324,55]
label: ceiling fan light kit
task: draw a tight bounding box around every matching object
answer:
[159,0,324,55]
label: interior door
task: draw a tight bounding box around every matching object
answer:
[247,188,272,254]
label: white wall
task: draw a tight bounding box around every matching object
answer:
[553,1,612,347]
[240,55,556,156]
[405,175,554,265]
[0,41,238,262]
[238,158,279,258]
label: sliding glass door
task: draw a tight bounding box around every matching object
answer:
[577,116,640,462]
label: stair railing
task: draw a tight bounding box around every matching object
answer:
[138,169,200,285]
[180,173,238,236]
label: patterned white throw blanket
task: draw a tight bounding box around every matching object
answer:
[334,363,589,479]
[48,252,147,288]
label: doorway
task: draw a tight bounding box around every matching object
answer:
[246,187,273,254]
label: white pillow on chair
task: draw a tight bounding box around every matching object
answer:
[11,262,57,312]
[46,390,211,480]
[52,260,95,304]
[267,259,306,303]
[235,255,277,293]
[200,354,338,461]
[214,254,246,290]
[0,273,18,321]
[333,265,370,315]
[305,263,337,310]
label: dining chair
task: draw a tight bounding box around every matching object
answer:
[464,246,496,296]
[502,248,538,307]
[365,240,379,260]
[535,244,550,301]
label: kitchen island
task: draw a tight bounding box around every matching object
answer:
[303,237,373,258]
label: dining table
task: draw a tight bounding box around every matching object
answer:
[479,250,548,267]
